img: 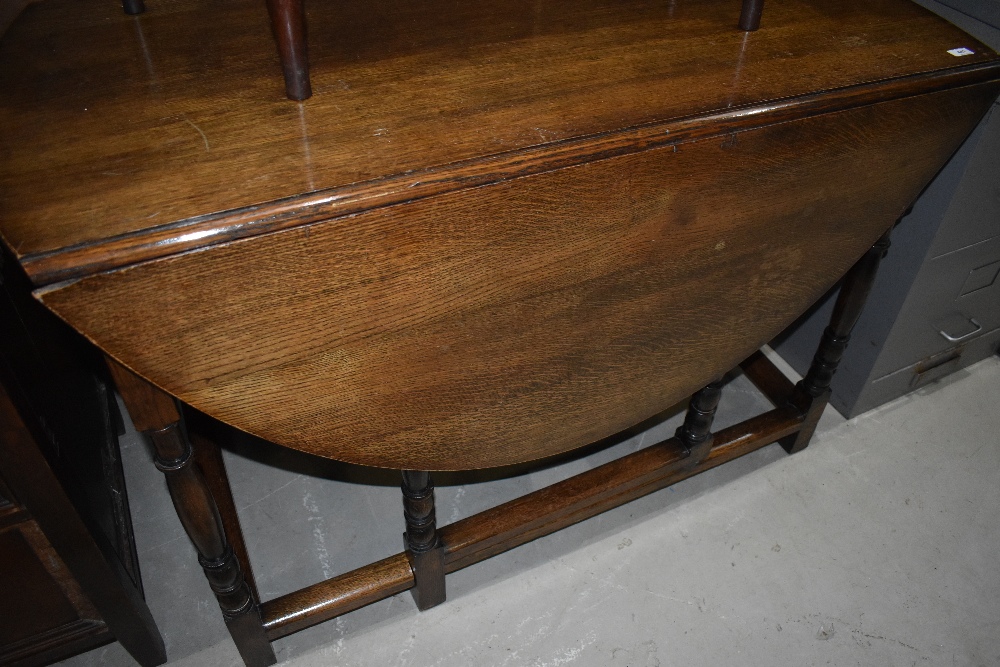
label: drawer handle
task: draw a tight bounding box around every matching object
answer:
[939,317,982,342]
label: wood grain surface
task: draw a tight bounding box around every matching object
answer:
[3,0,999,468]
[0,377,166,666]
[259,397,805,638]
[1,0,997,280]
[4,0,999,648]
[38,82,999,469]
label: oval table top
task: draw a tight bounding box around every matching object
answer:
[2,0,999,469]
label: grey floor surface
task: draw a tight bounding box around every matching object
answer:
[60,352,1000,667]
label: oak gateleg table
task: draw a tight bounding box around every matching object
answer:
[1,0,998,664]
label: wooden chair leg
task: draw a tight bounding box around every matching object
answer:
[106,359,277,667]
[122,0,145,15]
[738,0,764,31]
[675,378,726,465]
[265,0,311,100]
[781,228,893,454]
[402,470,446,611]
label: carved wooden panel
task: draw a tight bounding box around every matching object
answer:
[0,521,105,665]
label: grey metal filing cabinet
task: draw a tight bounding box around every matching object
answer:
[772,0,1000,418]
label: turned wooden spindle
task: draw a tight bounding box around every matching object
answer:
[122,0,145,15]
[106,359,277,667]
[119,0,309,97]
[265,0,311,100]
[738,0,765,31]
[401,470,446,610]
[781,228,893,454]
[675,378,726,464]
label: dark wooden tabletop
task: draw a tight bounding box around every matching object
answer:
[1,0,997,284]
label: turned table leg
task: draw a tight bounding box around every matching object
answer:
[738,0,764,31]
[265,0,311,100]
[781,228,893,454]
[675,378,726,465]
[402,470,446,610]
[106,360,276,667]
[122,0,145,15]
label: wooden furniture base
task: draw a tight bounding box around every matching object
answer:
[101,230,890,663]
[258,231,892,643]
[106,362,277,667]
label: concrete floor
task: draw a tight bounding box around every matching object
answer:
[60,352,1000,667]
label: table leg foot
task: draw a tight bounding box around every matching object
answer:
[402,470,446,610]
[676,378,726,464]
[123,0,145,15]
[265,0,311,100]
[781,228,893,453]
[738,0,764,31]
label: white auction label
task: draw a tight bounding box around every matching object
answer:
[947,47,975,56]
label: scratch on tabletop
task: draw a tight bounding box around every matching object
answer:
[183,116,210,152]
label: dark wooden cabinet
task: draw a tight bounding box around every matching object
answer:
[0,253,165,667]
[0,508,107,665]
